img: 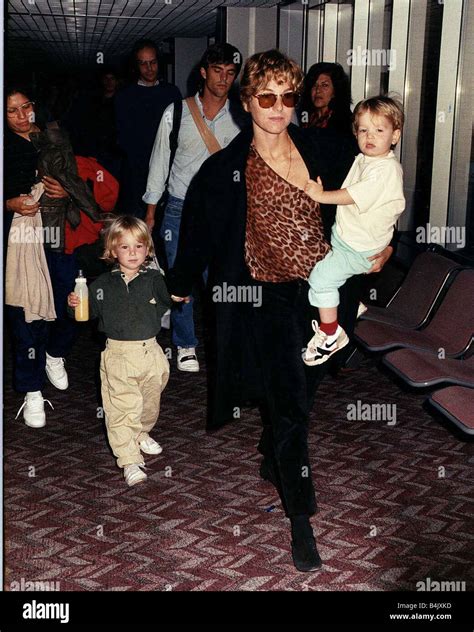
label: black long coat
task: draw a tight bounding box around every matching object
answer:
[167,123,356,429]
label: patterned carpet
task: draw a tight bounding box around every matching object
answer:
[3,311,474,592]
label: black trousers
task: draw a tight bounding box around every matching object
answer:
[244,279,326,518]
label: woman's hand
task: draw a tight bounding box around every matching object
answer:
[67,292,80,308]
[366,245,393,274]
[6,195,40,216]
[304,176,324,202]
[171,295,191,303]
[42,176,69,199]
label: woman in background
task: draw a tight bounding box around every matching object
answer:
[298,61,353,138]
[5,86,100,428]
[5,87,71,428]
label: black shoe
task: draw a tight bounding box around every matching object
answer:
[291,536,322,572]
[259,459,278,487]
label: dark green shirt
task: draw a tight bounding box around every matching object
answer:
[86,265,172,340]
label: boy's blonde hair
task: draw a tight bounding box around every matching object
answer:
[240,49,304,105]
[102,215,154,264]
[353,95,404,137]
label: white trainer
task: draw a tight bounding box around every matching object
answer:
[45,352,68,390]
[139,436,163,455]
[15,391,54,428]
[303,321,349,366]
[177,347,200,372]
[124,463,147,487]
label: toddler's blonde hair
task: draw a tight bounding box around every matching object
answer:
[353,95,404,138]
[102,215,154,264]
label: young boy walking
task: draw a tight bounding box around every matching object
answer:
[68,216,171,486]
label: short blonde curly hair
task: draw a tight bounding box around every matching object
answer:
[240,49,304,105]
[353,95,405,135]
[102,215,154,264]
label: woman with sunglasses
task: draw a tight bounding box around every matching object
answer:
[167,50,356,572]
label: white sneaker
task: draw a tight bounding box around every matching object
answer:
[357,302,368,318]
[177,347,199,372]
[124,463,147,487]
[15,391,54,428]
[45,352,68,390]
[303,321,349,366]
[139,436,163,455]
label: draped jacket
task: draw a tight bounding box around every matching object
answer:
[167,123,357,429]
[30,128,101,250]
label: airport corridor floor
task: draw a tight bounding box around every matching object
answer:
[3,315,473,591]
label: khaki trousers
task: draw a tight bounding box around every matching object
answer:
[100,338,170,468]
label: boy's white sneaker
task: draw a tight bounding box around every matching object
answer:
[45,352,69,390]
[124,464,147,487]
[303,321,349,366]
[139,436,163,455]
[177,347,199,372]
[15,391,53,428]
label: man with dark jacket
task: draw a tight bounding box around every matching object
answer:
[115,39,181,219]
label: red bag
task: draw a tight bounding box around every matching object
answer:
[64,156,119,254]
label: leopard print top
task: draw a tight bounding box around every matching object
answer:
[245,145,330,283]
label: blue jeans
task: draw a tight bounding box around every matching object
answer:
[7,251,78,393]
[45,250,79,358]
[160,195,198,348]
[7,306,49,392]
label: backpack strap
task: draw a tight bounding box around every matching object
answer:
[164,98,183,187]
[185,96,222,155]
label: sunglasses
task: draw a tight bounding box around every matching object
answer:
[253,92,299,109]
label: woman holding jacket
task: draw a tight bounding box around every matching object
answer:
[5,86,100,428]
[167,50,388,572]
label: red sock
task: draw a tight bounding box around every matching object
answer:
[319,320,338,336]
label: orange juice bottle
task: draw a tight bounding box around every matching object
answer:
[74,270,89,322]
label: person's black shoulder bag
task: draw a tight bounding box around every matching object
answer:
[152,98,183,272]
